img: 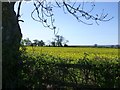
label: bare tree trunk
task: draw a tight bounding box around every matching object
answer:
[2,2,22,88]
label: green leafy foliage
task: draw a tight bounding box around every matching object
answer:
[18,47,120,88]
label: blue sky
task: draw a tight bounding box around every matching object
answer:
[14,1,118,45]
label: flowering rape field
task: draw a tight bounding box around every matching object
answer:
[26,46,119,60]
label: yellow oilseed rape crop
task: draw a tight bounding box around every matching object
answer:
[25,46,119,60]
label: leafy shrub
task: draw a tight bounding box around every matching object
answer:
[18,52,120,88]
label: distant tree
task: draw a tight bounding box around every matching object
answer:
[32,39,45,46]
[51,41,56,47]
[38,40,45,46]
[24,38,32,46]
[94,44,98,47]
[54,35,64,47]
[33,39,40,46]
[52,35,69,47]
[111,45,114,48]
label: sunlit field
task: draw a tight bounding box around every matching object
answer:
[25,46,119,60]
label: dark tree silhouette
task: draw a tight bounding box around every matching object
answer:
[55,35,64,46]
[38,40,45,46]
[2,0,113,88]
[53,35,68,47]
[51,41,56,47]
[33,39,45,46]
[24,38,32,46]
[94,44,98,47]
[33,39,39,46]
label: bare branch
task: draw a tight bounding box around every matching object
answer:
[17,0,23,20]
[31,0,113,33]
[31,0,56,30]
[62,1,113,25]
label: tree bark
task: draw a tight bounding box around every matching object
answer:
[2,2,22,88]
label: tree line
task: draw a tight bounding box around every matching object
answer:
[21,35,69,47]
